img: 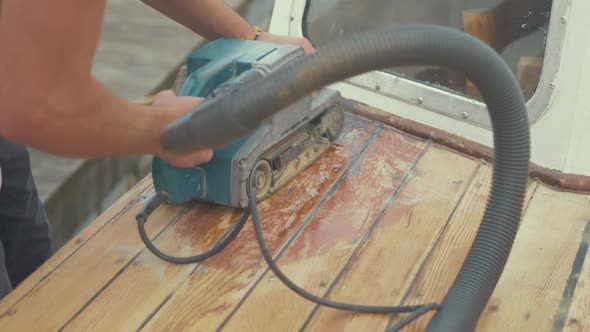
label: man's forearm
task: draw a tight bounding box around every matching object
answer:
[1,77,175,159]
[142,0,254,40]
[0,0,173,158]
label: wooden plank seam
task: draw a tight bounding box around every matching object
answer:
[57,206,189,330]
[214,125,387,330]
[303,141,478,328]
[135,118,384,330]
[382,163,484,329]
[1,180,154,311]
[551,219,590,331]
[137,292,174,331]
[130,207,252,330]
[220,126,436,331]
[69,114,370,331]
[297,141,435,331]
[60,201,254,330]
[385,178,539,330]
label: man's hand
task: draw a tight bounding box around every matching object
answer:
[257,32,316,55]
[150,90,214,168]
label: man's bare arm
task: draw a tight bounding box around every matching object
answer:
[142,0,315,53]
[0,0,210,166]
[142,0,253,40]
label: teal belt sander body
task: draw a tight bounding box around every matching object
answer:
[151,39,344,207]
[137,25,531,332]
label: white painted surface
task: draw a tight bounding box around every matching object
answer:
[268,0,590,176]
[268,0,292,35]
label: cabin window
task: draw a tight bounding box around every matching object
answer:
[303,0,553,103]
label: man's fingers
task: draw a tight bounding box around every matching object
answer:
[159,149,214,168]
[158,89,176,98]
[150,90,211,167]
[303,41,316,55]
[153,90,204,109]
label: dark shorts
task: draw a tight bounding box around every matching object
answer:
[0,137,52,300]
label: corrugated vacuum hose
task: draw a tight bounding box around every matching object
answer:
[141,24,530,332]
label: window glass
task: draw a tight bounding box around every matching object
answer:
[304,0,553,102]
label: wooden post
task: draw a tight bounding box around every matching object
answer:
[517,56,543,100]
[463,8,500,50]
[462,7,501,99]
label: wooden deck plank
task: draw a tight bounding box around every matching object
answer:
[0,181,182,330]
[563,215,590,332]
[472,185,590,331]
[137,115,386,331]
[220,128,430,332]
[59,115,373,331]
[0,176,152,312]
[302,146,479,332]
[4,110,590,331]
[385,167,538,331]
[61,204,241,331]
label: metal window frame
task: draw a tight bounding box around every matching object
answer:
[293,0,570,129]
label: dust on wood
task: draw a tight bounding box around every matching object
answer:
[139,116,380,331]
[0,179,180,331]
[220,126,427,332]
[386,167,537,331]
[473,185,590,331]
[303,145,479,332]
[0,176,152,312]
[61,204,240,331]
[557,195,590,332]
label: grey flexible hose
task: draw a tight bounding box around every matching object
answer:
[160,24,530,332]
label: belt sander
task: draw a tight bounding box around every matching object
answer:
[151,39,344,207]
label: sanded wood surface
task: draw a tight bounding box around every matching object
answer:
[305,146,480,332]
[141,117,379,331]
[474,186,590,331]
[222,124,426,331]
[388,173,539,332]
[1,112,589,332]
[563,214,590,332]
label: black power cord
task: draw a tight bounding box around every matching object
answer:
[387,303,440,332]
[136,187,439,326]
[136,191,250,264]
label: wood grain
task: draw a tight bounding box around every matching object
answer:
[472,185,590,331]
[61,116,373,331]
[0,179,180,331]
[139,115,384,331]
[303,146,479,332]
[556,197,590,332]
[61,204,240,331]
[386,166,538,331]
[221,128,428,332]
[0,176,152,312]
[6,112,590,331]
[345,98,590,193]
